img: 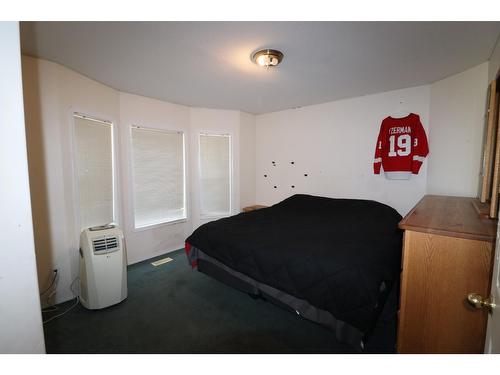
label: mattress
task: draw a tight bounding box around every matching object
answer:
[185,194,403,348]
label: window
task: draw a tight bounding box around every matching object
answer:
[73,114,114,230]
[199,133,231,216]
[131,127,186,228]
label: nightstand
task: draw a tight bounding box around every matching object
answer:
[242,205,268,213]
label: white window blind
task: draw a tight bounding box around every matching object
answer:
[74,115,114,230]
[131,127,186,228]
[199,134,231,215]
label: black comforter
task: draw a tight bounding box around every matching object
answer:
[186,194,403,337]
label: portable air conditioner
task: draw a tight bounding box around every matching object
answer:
[79,224,127,309]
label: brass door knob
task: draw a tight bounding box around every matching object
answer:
[467,293,496,311]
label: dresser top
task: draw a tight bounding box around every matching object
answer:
[399,195,497,242]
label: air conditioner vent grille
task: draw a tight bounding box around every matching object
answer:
[92,236,119,254]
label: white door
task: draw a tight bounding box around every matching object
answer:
[484,220,500,353]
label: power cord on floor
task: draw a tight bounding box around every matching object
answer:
[43,297,79,324]
[40,270,60,310]
[40,270,58,296]
[42,306,58,313]
[43,277,80,325]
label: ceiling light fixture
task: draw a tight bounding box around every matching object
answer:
[252,49,284,69]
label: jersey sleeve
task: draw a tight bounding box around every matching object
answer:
[373,121,385,174]
[411,116,429,174]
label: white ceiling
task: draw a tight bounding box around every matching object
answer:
[20,22,500,114]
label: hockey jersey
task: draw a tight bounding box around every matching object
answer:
[373,113,429,180]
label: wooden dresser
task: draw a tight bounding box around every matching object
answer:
[397,195,497,353]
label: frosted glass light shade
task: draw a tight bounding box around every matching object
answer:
[252,49,284,68]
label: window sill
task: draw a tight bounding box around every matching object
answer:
[199,212,232,220]
[132,217,188,232]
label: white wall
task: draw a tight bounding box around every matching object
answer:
[22,56,256,304]
[239,112,256,208]
[22,56,121,304]
[489,37,500,82]
[0,22,45,353]
[255,85,431,216]
[427,62,489,196]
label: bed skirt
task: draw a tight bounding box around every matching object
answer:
[186,244,365,351]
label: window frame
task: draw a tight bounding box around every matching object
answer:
[70,112,118,233]
[197,132,233,219]
[129,125,187,231]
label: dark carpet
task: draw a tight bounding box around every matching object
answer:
[43,249,397,353]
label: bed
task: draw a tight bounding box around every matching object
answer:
[185,194,403,350]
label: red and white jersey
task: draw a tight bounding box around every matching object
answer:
[373,113,429,180]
